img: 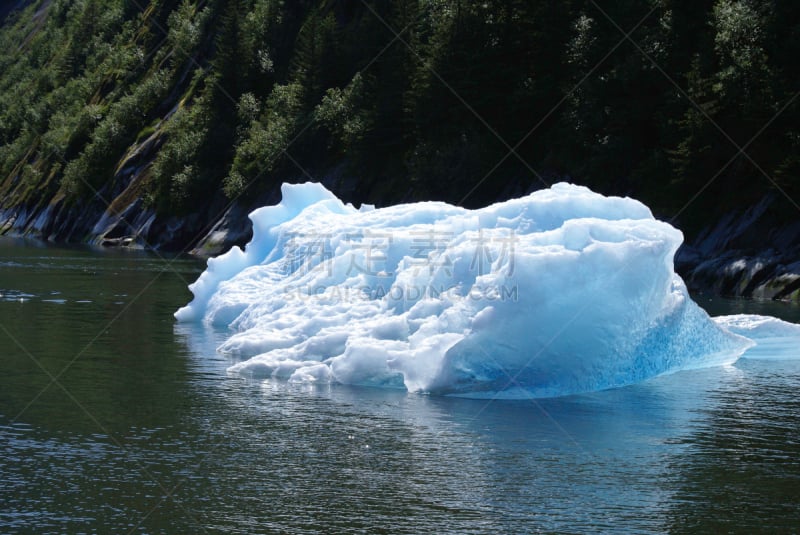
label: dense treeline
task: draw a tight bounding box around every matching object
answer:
[1,0,798,241]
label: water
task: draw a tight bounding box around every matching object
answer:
[1,237,799,534]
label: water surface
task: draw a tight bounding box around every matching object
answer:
[1,237,799,533]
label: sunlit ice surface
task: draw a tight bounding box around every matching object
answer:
[176,182,800,398]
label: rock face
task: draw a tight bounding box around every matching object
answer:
[676,194,800,301]
[0,178,254,256]
[0,124,250,255]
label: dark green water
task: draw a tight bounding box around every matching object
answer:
[1,237,799,534]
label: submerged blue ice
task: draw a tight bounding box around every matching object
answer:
[176,182,799,398]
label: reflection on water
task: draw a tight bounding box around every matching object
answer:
[667,358,800,533]
[1,237,799,533]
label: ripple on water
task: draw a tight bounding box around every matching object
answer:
[0,290,36,302]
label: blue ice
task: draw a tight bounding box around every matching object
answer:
[176,182,799,398]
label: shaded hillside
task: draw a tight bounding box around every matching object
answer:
[0,1,32,22]
[0,1,799,297]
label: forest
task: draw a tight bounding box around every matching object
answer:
[0,0,798,249]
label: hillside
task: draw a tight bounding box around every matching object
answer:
[0,0,799,298]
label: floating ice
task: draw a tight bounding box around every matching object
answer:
[714,315,800,360]
[175,182,796,398]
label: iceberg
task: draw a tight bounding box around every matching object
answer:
[176,182,795,398]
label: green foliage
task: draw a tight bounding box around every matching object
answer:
[236,92,261,125]
[41,103,104,160]
[61,70,169,196]
[714,1,768,80]
[314,72,371,152]
[0,0,798,240]
[224,82,304,199]
[149,96,211,212]
[167,0,210,66]
[291,8,337,107]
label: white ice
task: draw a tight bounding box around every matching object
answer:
[176,182,797,398]
[714,314,800,360]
